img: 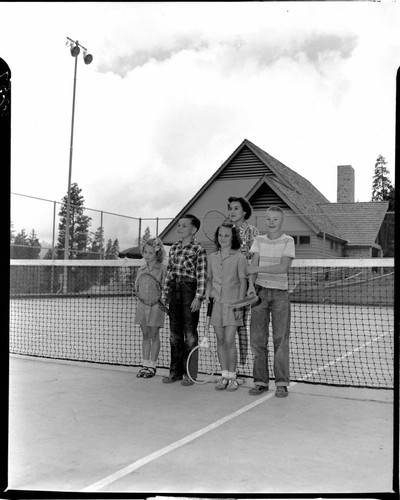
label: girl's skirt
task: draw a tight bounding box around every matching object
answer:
[210,301,243,328]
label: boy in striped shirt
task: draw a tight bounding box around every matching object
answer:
[247,207,295,398]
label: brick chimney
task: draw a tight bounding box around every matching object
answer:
[337,165,355,203]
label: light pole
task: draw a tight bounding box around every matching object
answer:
[64,37,93,260]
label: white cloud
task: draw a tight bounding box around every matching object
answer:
[5,1,398,251]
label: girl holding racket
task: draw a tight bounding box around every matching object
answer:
[135,238,167,378]
[205,221,248,391]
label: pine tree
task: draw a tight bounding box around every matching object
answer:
[11,228,41,259]
[56,182,92,259]
[142,226,151,243]
[372,156,395,257]
[105,238,120,259]
[88,226,105,259]
[372,155,393,201]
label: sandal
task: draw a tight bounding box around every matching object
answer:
[137,367,151,378]
[142,367,156,378]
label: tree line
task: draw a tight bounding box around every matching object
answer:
[10,183,121,260]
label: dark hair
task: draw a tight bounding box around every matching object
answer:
[227,196,252,220]
[180,213,201,232]
[213,222,242,250]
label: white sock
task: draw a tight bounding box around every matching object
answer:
[148,360,156,369]
[142,359,150,367]
[228,371,236,379]
[222,370,229,379]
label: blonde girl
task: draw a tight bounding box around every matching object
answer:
[135,238,167,378]
[205,222,247,391]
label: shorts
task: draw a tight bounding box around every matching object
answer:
[210,301,243,328]
[135,302,165,328]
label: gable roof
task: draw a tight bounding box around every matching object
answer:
[159,139,388,247]
[318,202,389,246]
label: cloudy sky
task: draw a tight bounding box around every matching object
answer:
[4,1,398,251]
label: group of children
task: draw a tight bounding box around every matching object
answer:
[134,197,295,398]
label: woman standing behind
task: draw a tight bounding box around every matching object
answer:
[227,196,259,261]
[135,238,167,378]
[227,196,259,367]
[205,222,248,391]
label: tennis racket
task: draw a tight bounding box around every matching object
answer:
[229,296,259,366]
[186,298,217,384]
[135,273,169,315]
[202,210,228,242]
[228,295,260,308]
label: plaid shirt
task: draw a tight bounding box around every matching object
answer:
[162,238,207,300]
[238,221,259,260]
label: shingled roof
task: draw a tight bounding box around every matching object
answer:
[318,202,389,246]
[244,140,345,239]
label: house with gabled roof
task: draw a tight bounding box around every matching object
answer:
[159,139,389,258]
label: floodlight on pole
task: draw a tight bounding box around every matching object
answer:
[64,37,93,261]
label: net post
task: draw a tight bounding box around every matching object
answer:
[52,201,57,259]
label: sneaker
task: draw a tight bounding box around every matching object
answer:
[181,375,194,386]
[226,378,239,392]
[248,384,269,396]
[162,375,183,384]
[275,386,288,398]
[215,377,229,391]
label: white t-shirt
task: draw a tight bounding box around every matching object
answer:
[250,234,295,290]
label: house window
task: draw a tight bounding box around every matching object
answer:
[299,236,310,245]
[289,235,310,246]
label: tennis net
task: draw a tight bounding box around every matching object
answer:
[9,258,394,389]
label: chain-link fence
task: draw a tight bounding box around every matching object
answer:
[10,192,395,259]
[10,192,173,259]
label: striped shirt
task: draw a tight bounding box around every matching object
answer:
[250,234,295,290]
[162,238,207,300]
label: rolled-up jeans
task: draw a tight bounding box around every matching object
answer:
[168,279,199,378]
[250,286,290,387]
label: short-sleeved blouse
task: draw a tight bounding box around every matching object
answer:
[207,250,247,303]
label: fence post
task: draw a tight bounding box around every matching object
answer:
[100,210,104,259]
[52,201,57,259]
[138,218,142,247]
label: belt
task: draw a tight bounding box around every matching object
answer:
[174,277,197,283]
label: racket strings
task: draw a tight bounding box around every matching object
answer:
[136,275,161,305]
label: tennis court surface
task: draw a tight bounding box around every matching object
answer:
[8,356,394,494]
[7,258,397,495]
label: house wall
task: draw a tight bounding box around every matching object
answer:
[316,235,345,258]
[344,246,372,258]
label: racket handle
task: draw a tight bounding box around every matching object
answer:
[206,297,214,317]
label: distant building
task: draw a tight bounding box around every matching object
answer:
[160,139,388,258]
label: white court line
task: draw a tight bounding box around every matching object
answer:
[80,386,291,492]
[80,331,390,492]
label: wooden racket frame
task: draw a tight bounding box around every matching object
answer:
[134,272,170,315]
[186,298,217,384]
